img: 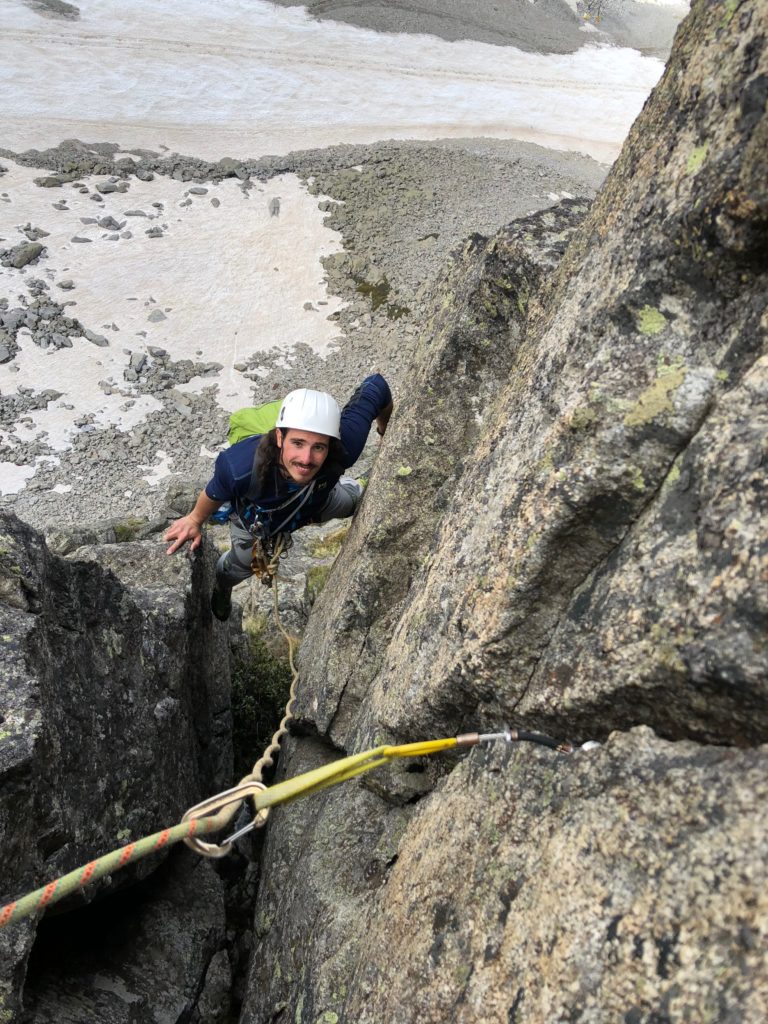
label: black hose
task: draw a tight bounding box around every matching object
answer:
[516,730,573,753]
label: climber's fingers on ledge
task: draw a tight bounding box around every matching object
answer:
[164,524,203,555]
[164,528,188,555]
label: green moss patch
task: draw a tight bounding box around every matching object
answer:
[113,517,146,542]
[686,142,709,175]
[386,302,411,320]
[309,523,350,559]
[307,564,332,604]
[353,274,391,310]
[230,619,293,777]
[569,404,599,431]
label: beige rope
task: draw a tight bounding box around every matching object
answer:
[250,532,289,581]
[248,558,299,783]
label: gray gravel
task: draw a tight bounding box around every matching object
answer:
[0,136,605,529]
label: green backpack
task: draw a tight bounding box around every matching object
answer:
[227,399,283,445]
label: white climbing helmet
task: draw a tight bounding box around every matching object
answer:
[276,389,341,439]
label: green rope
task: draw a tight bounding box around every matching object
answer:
[0,815,220,929]
[0,727,575,931]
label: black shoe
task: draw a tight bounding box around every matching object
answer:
[210,583,232,622]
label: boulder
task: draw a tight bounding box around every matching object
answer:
[24,1,80,22]
[84,328,109,347]
[1,242,44,269]
[98,215,126,231]
[95,180,128,194]
[22,226,50,241]
[217,157,249,180]
[0,513,232,1019]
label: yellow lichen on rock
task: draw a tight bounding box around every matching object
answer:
[624,365,686,427]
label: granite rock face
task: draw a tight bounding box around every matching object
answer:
[0,512,232,1020]
[246,731,768,1024]
[294,198,593,742]
[241,2,768,1022]
[341,730,768,1023]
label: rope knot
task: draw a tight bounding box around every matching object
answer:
[251,531,291,581]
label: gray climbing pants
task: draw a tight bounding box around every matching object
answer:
[215,476,363,587]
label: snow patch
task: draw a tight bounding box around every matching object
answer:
[140,449,175,487]
[1,0,665,164]
[0,161,345,452]
[0,461,36,495]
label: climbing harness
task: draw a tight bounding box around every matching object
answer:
[0,559,575,930]
[250,530,292,586]
[246,479,316,541]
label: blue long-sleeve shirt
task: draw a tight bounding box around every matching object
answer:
[205,374,391,535]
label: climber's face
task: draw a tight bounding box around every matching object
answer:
[277,428,330,484]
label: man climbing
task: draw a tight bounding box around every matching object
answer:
[164,374,393,620]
